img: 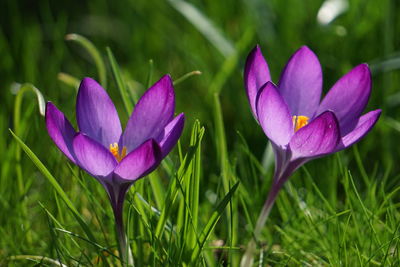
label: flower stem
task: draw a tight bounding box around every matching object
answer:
[240,176,283,267]
[108,183,134,267]
[240,158,303,266]
[114,208,134,267]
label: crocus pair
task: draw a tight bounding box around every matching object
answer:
[45,75,184,263]
[240,45,381,266]
[45,45,381,265]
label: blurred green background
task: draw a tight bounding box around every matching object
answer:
[1,0,398,156]
[1,0,400,265]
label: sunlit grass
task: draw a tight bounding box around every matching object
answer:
[1,0,400,266]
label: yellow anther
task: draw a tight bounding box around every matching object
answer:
[109,143,119,157]
[292,115,309,132]
[109,143,127,162]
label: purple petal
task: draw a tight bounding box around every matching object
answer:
[244,45,271,118]
[76,78,122,148]
[278,46,322,117]
[72,133,117,177]
[114,139,161,181]
[271,143,291,178]
[156,113,185,158]
[45,102,76,163]
[289,111,340,159]
[336,109,381,151]
[256,82,294,147]
[317,64,371,135]
[121,75,175,152]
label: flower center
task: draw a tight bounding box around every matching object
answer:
[109,143,127,162]
[292,115,309,132]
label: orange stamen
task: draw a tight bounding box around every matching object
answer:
[109,143,127,162]
[292,115,309,132]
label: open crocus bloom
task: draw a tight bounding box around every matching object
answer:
[241,46,381,266]
[45,75,184,219]
[245,45,381,188]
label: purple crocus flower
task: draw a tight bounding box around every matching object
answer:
[241,45,381,266]
[45,75,184,263]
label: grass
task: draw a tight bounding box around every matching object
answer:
[1,0,400,265]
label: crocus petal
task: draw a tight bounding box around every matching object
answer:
[336,109,381,151]
[289,111,340,159]
[317,64,371,135]
[72,133,117,177]
[76,78,122,148]
[156,113,185,158]
[114,139,161,181]
[278,46,322,117]
[256,82,293,147]
[45,102,76,163]
[121,75,175,152]
[272,144,291,178]
[244,45,271,118]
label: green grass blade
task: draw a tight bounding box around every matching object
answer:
[12,83,45,121]
[167,0,235,58]
[154,128,202,238]
[9,130,103,255]
[148,172,166,210]
[208,28,254,95]
[12,82,46,245]
[10,129,80,215]
[57,72,80,90]
[186,121,204,250]
[146,59,154,88]
[12,83,45,194]
[213,92,240,265]
[106,47,133,115]
[173,70,202,86]
[370,56,400,74]
[65,33,107,87]
[6,255,68,267]
[190,181,240,263]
